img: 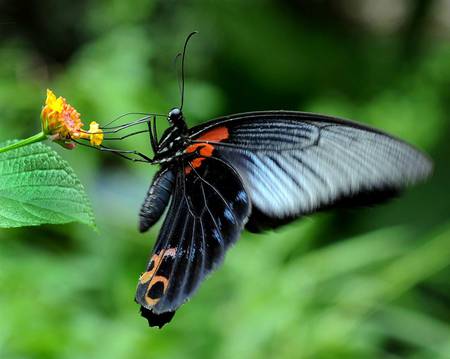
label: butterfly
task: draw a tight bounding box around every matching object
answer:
[134,106,432,327]
[90,33,432,328]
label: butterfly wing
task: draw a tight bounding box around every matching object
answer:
[188,111,432,231]
[135,157,251,327]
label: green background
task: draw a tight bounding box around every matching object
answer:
[0,0,449,358]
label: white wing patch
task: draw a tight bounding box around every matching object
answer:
[219,122,431,217]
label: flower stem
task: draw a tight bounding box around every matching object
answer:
[0,131,47,154]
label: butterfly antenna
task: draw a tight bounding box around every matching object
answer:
[173,52,183,99]
[180,31,198,110]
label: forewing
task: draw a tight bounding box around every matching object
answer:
[135,157,250,327]
[188,111,432,230]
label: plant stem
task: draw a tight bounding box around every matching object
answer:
[0,131,47,154]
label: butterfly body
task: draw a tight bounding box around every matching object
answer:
[151,125,188,164]
[135,109,432,328]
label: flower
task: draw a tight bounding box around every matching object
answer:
[41,89,84,148]
[40,89,103,148]
[82,121,104,146]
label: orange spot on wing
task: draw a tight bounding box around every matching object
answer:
[139,253,160,284]
[196,126,229,142]
[186,126,229,155]
[184,127,229,174]
[145,275,170,306]
[185,143,214,156]
[199,145,213,157]
[184,157,206,175]
[139,271,154,284]
[139,247,177,307]
[192,157,206,168]
[139,248,177,285]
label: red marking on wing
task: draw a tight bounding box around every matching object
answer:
[184,157,206,174]
[196,126,229,142]
[184,127,229,174]
[186,143,214,156]
[191,157,205,168]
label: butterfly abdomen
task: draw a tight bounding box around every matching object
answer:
[139,167,175,232]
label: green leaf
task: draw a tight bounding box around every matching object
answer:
[0,141,95,228]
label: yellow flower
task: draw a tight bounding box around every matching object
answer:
[81,121,104,147]
[45,89,64,114]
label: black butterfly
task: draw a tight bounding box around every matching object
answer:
[89,33,432,328]
[135,107,432,327]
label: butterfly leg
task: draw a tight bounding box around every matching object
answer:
[98,145,154,163]
[148,116,159,154]
[100,130,150,141]
[152,115,159,149]
[73,139,154,163]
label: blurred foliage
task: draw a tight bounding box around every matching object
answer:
[0,0,449,358]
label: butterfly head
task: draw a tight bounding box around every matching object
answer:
[168,108,186,131]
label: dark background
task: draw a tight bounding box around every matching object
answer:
[0,0,449,358]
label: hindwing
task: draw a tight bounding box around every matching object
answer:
[135,156,250,327]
